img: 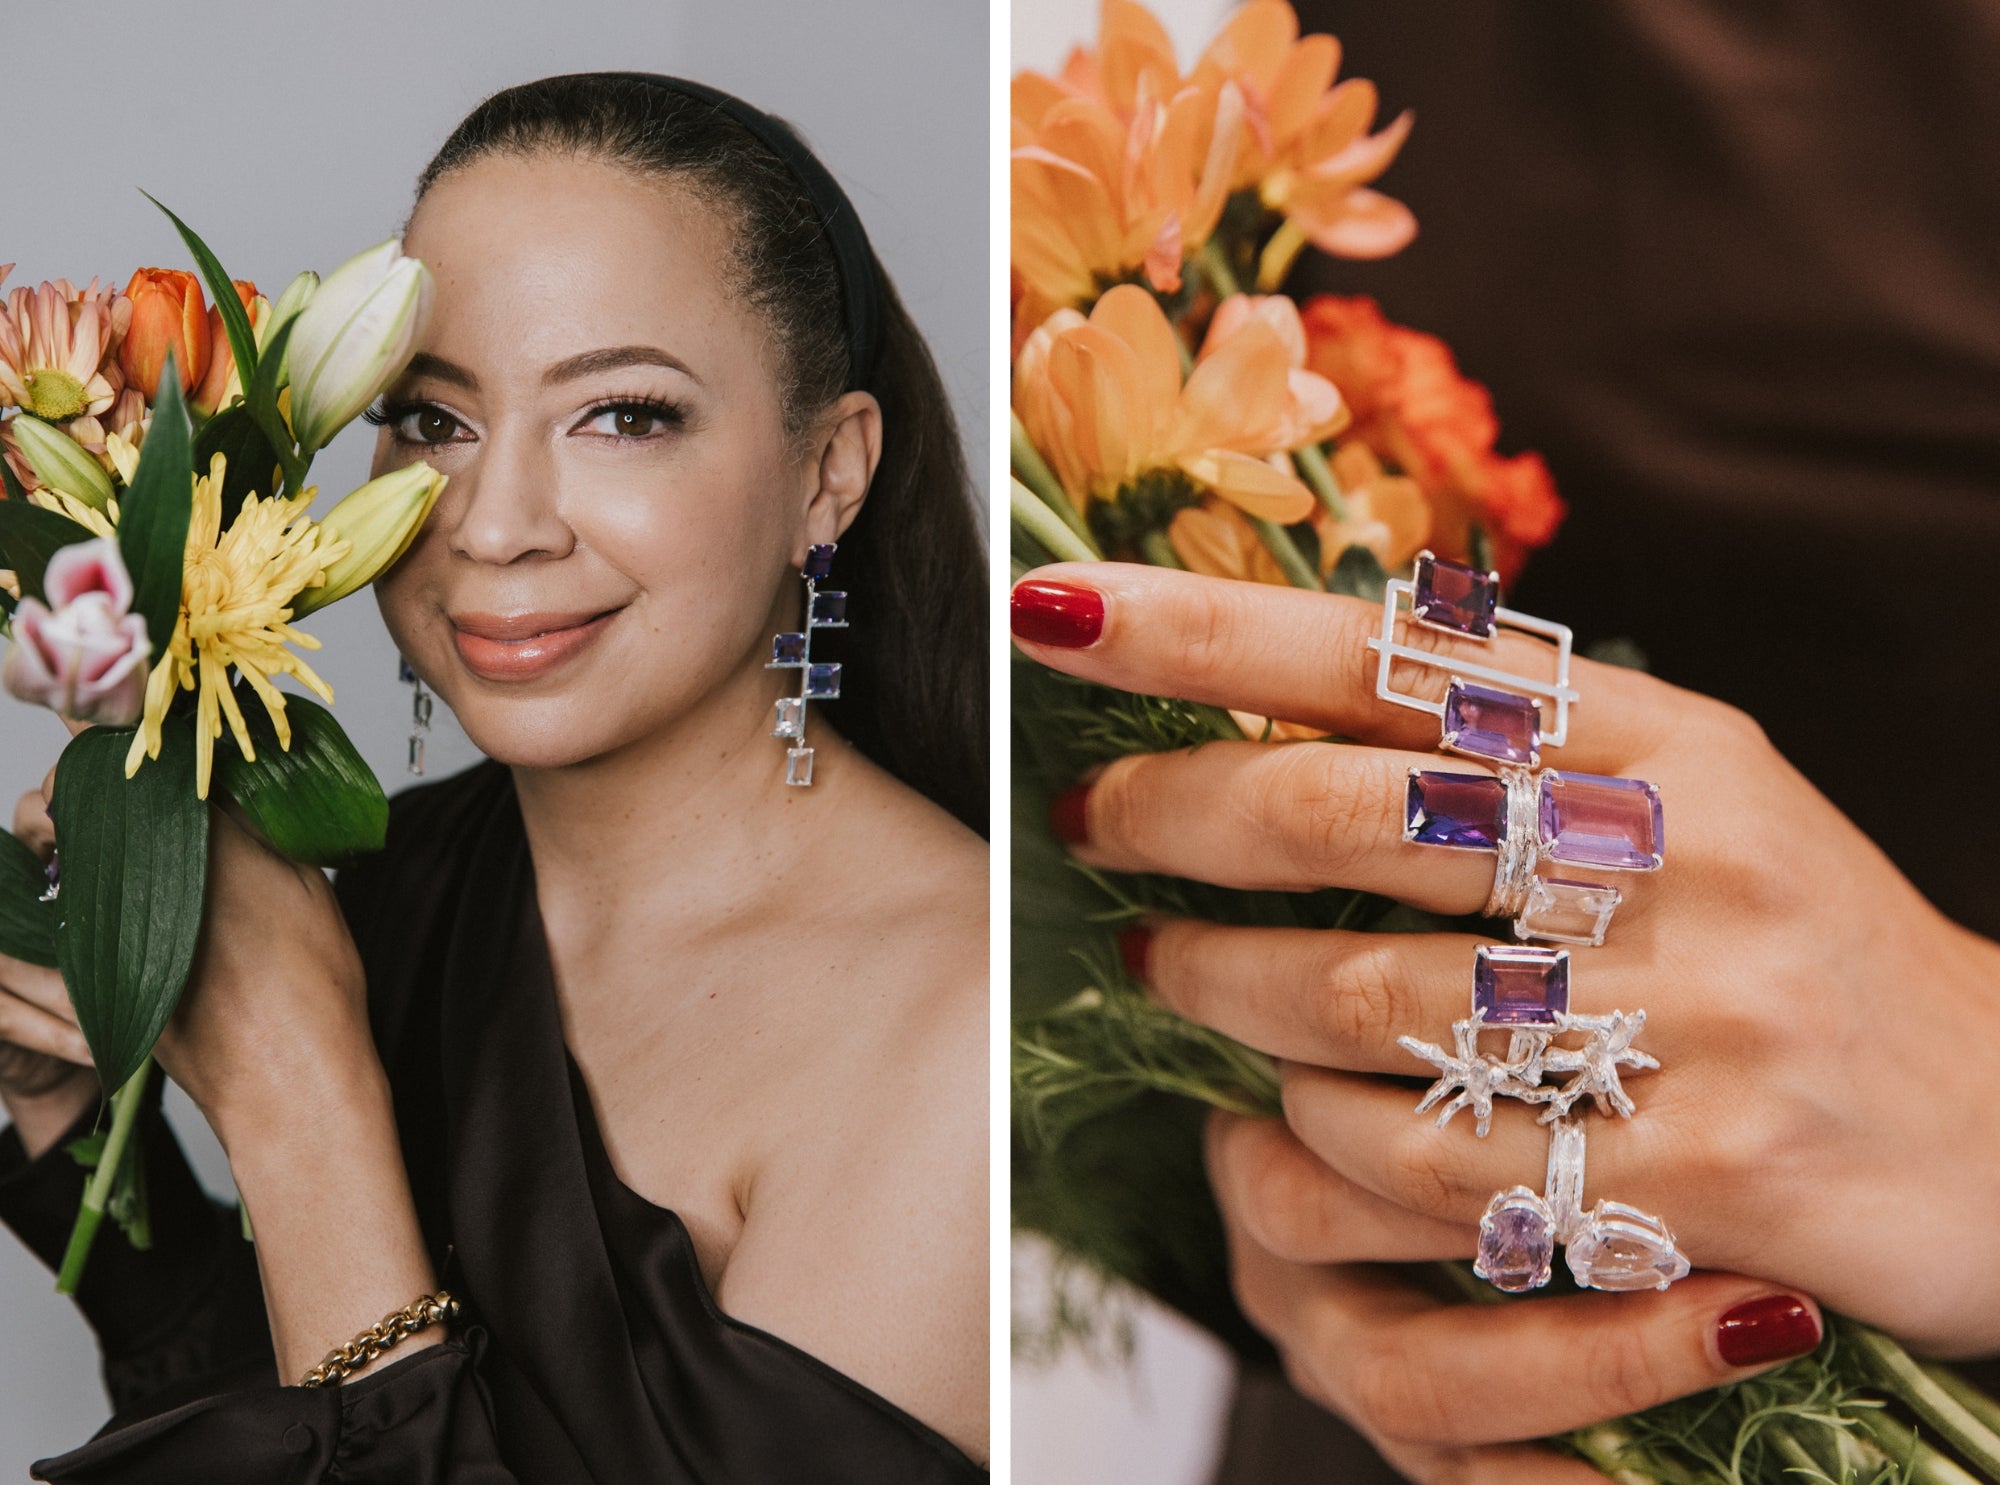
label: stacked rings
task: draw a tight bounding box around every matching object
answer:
[1372,551,1687,1293]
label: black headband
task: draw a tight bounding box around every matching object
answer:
[593,72,883,395]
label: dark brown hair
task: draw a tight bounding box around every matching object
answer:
[415,75,987,834]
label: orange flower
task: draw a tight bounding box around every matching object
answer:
[0,268,127,423]
[1309,443,1430,574]
[1191,1,1415,263]
[1301,294,1563,578]
[190,279,265,419]
[118,268,211,402]
[1015,283,1339,526]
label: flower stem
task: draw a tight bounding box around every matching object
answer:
[1012,479,1098,567]
[1011,413,1102,557]
[1256,218,1311,292]
[1926,1363,2000,1447]
[1138,530,1184,569]
[1200,239,1243,300]
[55,1060,151,1296]
[1848,1400,1989,1485]
[1294,443,1350,520]
[1843,1319,2000,1479]
[1247,516,1323,590]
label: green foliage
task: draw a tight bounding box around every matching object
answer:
[145,194,259,399]
[214,691,387,866]
[117,360,194,661]
[0,829,58,967]
[0,499,97,604]
[50,719,210,1094]
[192,405,281,529]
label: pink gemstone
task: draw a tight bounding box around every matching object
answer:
[1474,944,1569,1026]
[1538,772,1665,871]
[1476,1189,1553,1292]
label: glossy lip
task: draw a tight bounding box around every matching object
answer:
[449,605,624,682]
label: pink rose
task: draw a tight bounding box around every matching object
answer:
[2,538,152,725]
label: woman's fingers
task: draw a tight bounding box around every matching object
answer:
[1212,1129,1824,1447]
[1208,1112,1474,1263]
[0,951,79,1025]
[1011,562,1670,770]
[0,986,91,1067]
[12,788,54,858]
[1376,1438,1617,1485]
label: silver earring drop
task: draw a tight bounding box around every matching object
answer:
[764,543,846,786]
[399,656,433,776]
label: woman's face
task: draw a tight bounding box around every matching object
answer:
[370,152,861,770]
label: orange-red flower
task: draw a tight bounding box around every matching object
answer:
[1301,294,1563,577]
[0,268,127,423]
[190,279,263,419]
[118,268,211,402]
[1015,284,1342,526]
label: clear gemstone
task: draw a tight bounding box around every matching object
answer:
[1516,878,1623,947]
[1441,680,1541,766]
[1564,1201,1691,1291]
[810,590,848,626]
[1404,771,1507,850]
[1412,551,1499,638]
[1475,1188,1554,1292]
[1539,772,1664,870]
[803,543,837,579]
[772,697,804,739]
[1474,944,1569,1026]
[785,746,815,786]
[770,632,807,665]
[805,663,841,699]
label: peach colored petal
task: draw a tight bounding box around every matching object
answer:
[1300,76,1378,161]
[1266,34,1341,145]
[1175,318,1294,451]
[1099,0,1184,110]
[1090,284,1183,436]
[1169,500,1287,585]
[1012,72,1072,130]
[1050,322,1146,492]
[1307,108,1414,191]
[1283,367,1348,445]
[1197,0,1296,93]
[1185,80,1246,246]
[1292,186,1419,259]
[1177,450,1316,523]
[1201,293,1308,366]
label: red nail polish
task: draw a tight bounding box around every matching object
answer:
[1049,781,1091,847]
[1716,1294,1820,1367]
[1118,924,1152,981]
[1011,580,1104,648]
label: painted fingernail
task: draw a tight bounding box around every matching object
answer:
[1118,923,1153,981]
[1011,580,1104,648]
[1049,781,1092,847]
[1716,1294,1820,1367]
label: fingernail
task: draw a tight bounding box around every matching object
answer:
[1118,923,1152,981]
[1716,1294,1820,1367]
[1049,781,1091,847]
[1011,579,1104,648]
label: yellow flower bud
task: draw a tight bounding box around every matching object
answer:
[292,463,445,616]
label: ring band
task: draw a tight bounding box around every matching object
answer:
[1482,768,1539,919]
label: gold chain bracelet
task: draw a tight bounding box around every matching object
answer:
[299,1291,461,1388]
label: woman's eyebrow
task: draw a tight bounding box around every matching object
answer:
[403,352,479,390]
[543,345,701,387]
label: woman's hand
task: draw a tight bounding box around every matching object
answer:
[0,783,98,1155]
[1012,562,2000,1467]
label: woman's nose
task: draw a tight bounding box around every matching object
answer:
[441,425,575,565]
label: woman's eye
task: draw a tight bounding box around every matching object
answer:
[405,407,463,445]
[583,403,673,438]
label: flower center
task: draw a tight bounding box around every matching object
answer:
[22,369,89,422]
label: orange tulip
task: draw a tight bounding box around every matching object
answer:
[1015,283,1340,528]
[118,268,211,402]
[190,279,265,419]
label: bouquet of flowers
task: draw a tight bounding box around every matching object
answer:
[0,203,444,1292]
[1009,5,2000,1481]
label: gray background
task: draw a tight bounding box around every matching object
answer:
[0,0,985,1467]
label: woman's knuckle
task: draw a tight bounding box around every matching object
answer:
[1169,587,1246,694]
[1346,1340,1451,1443]
[1315,938,1404,1050]
[1579,1327,1671,1418]
[1269,752,1370,880]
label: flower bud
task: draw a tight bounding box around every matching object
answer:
[189,280,265,420]
[261,270,319,356]
[7,415,115,510]
[286,240,432,453]
[1,538,151,725]
[118,268,212,401]
[291,462,446,616]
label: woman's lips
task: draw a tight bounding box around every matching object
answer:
[449,607,622,682]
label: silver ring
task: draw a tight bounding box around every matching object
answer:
[1481,768,1539,919]
[1545,1114,1588,1243]
[1543,1114,1691,1292]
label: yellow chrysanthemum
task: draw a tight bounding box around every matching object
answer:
[27,487,118,539]
[124,453,350,798]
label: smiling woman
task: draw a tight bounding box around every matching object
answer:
[0,71,987,1483]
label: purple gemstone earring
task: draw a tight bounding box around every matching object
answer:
[399,656,432,777]
[764,543,846,786]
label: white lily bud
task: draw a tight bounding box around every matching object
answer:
[10,416,115,511]
[286,241,432,453]
[260,269,321,388]
[292,462,446,616]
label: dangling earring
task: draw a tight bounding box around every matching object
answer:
[399,656,433,776]
[764,542,846,786]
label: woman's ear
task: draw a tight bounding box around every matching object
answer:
[796,390,882,563]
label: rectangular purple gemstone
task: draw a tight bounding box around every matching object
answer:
[1538,771,1664,870]
[1442,680,1540,766]
[805,662,842,699]
[803,543,837,579]
[1412,551,1499,638]
[1405,771,1506,850]
[811,590,848,626]
[771,632,807,665]
[1474,945,1569,1026]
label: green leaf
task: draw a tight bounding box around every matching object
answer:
[63,1130,107,1168]
[0,829,58,967]
[1325,543,1389,602]
[191,405,279,530]
[215,691,386,866]
[0,449,27,504]
[143,193,257,399]
[118,358,194,660]
[0,499,97,604]
[51,720,210,1094]
[244,313,307,497]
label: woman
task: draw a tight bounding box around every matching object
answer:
[0,73,988,1480]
